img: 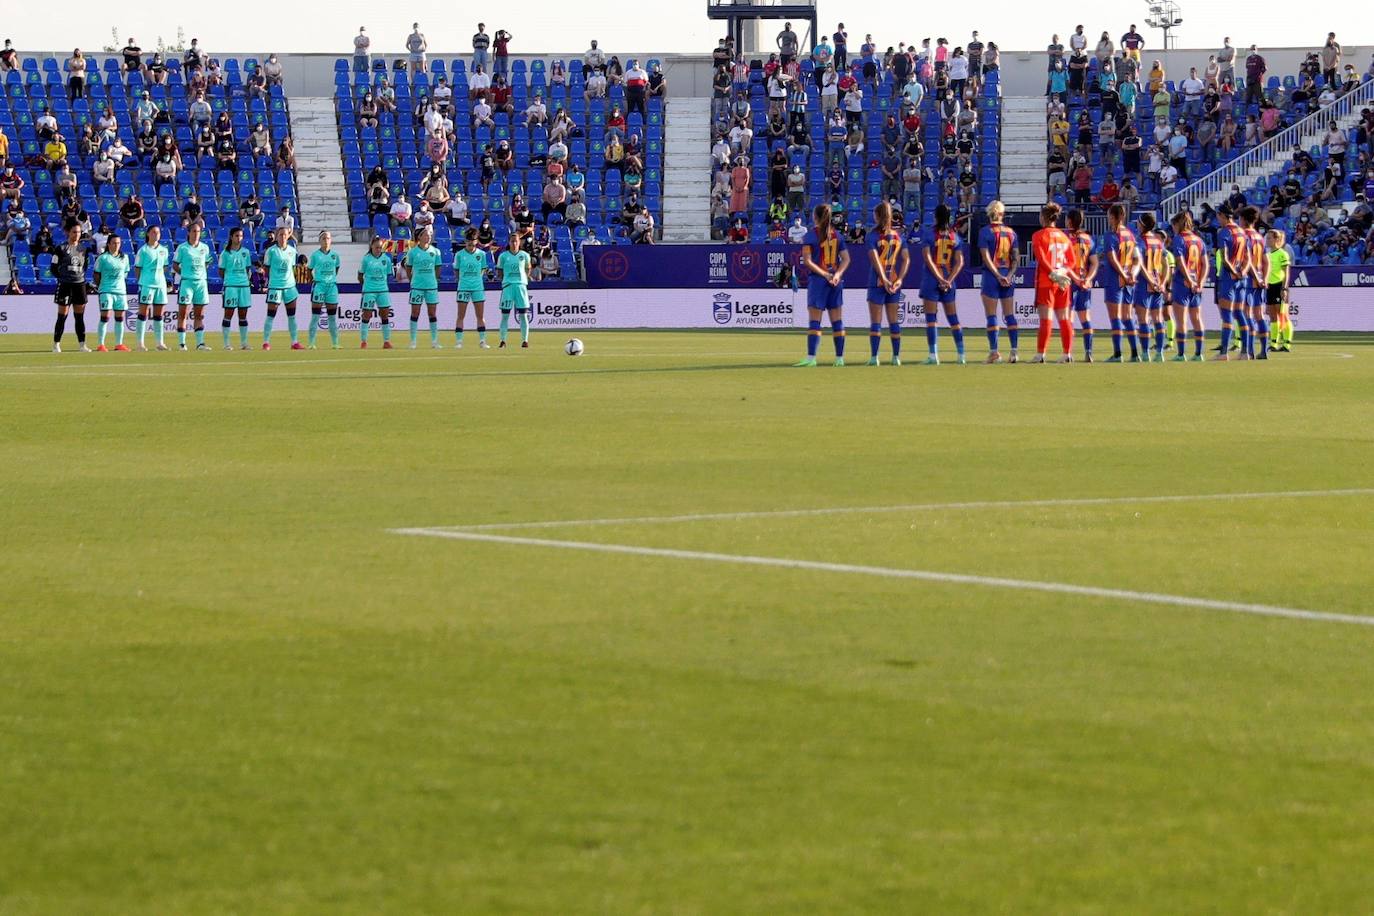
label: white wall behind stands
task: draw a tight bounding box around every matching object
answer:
[25,47,1371,99]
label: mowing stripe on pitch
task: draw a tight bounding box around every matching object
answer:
[438,488,1374,532]
[389,527,1374,628]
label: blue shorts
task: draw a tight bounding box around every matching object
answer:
[979,273,1015,299]
[1071,287,1093,311]
[867,286,901,306]
[918,281,957,304]
[1104,284,1134,306]
[1216,275,1244,302]
[1138,290,1165,310]
[806,280,843,311]
[1172,285,1200,309]
[1247,283,1264,308]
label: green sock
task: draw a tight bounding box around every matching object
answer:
[114,318,125,346]
[328,313,339,346]
[98,319,109,346]
[177,329,186,346]
[360,322,370,345]
[429,320,438,344]
[263,314,275,344]
[287,314,299,344]
[195,329,205,347]
[477,325,487,343]
[136,318,146,345]
[455,328,464,345]
[409,319,419,345]
[381,321,392,344]
[222,324,232,348]
[155,318,165,346]
[518,311,529,343]
[239,321,249,348]
[308,313,319,346]
[499,312,509,342]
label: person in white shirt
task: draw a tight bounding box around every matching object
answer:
[274,207,295,236]
[468,67,491,100]
[842,85,864,126]
[389,194,413,229]
[443,193,469,226]
[711,135,732,168]
[819,66,838,117]
[432,77,453,112]
[91,151,116,187]
[406,23,427,79]
[1179,68,1205,120]
[524,96,548,133]
[584,70,607,102]
[1159,161,1178,192]
[728,122,752,154]
[37,110,58,137]
[1069,25,1087,53]
[414,200,435,231]
[583,40,607,78]
[353,27,371,72]
[631,208,654,244]
[423,104,444,135]
[786,216,808,243]
[472,99,495,130]
[105,137,132,164]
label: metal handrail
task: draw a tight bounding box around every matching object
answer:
[1159,77,1374,216]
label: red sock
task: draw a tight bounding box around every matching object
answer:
[1058,318,1074,354]
[1036,320,1052,355]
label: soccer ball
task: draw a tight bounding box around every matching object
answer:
[565,338,584,357]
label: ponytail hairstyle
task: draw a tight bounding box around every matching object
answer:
[812,202,832,242]
[1040,201,1062,227]
[1170,211,1194,233]
[985,199,1005,223]
[934,203,952,233]
[1066,208,1085,231]
[1107,202,1126,228]
[1138,212,1157,234]
[873,200,892,232]
[1239,205,1260,227]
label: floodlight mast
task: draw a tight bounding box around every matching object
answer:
[1143,0,1182,50]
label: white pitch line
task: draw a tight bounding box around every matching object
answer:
[437,487,1374,532]
[389,527,1374,629]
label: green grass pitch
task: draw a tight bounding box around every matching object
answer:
[2,329,1374,913]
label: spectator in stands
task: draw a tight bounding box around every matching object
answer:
[1159,159,1179,194]
[1260,102,1282,140]
[949,48,969,101]
[178,194,203,232]
[729,156,751,214]
[146,51,167,85]
[65,49,87,102]
[1180,68,1205,122]
[152,151,177,190]
[89,150,116,190]
[353,27,370,72]
[540,178,567,222]
[466,65,491,102]
[35,103,58,141]
[419,127,447,168]
[490,28,511,78]
[471,96,496,133]
[243,122,270,164]
[1067,47,1088,104]
[407,23,428,79]
[273,137,295,174]
[631,207,655,244]
[844,123,865,163]
[261,53,283,88]
[193,122,216,164]
[777,23,799,65]
[605,56,624,88]
[623,59,650,119]
[183,38,205,74]
[0,164,23,206]
[645,62,667,101]
[603,135,626,176]
[188,92,212,132]
[1244,46,1266,108]
[781,164,805,215]
[1320,32,1342,88]
[420,165,450,209]
[0,40,14,73]
[230,193,261,236]
[0,123,7,163]
[92,106,118,144]
[488,140,512,184]
[76,124,99,158]
[585,66,608,104]
[412,200,435,233]
[215,136,238,174]
[1,207,30,247]
[44,133,68,172]
[583,40,607,80]
[1047,146,1068,196]
[366,182,390,220]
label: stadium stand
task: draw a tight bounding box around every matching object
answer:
[334,52,667,280]
[1043,37,1372,224]
[1,50,296,288]
[709,35,1003,242]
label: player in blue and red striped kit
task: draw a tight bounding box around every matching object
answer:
[978,200,1019,364]
[864,201,909,366]
[918,204,967,365]
[794,203,850,367]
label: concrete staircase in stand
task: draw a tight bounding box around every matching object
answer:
[661,98,713,242]
[999,96,1048,207]
[286,96,354,243]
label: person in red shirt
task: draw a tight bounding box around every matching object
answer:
[1031,202,1078,363]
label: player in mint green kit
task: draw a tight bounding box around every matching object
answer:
[497,232,533,348]
[403,226,444,348]
[453,227,491,347]
[453,227,492,348]
[308,230,342,349]
[135,225,170,351]
[93,234,131,351]
[357,235,395,348]
[262,226,301,350]
[172,223,212,351]
[217,226,254,350]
